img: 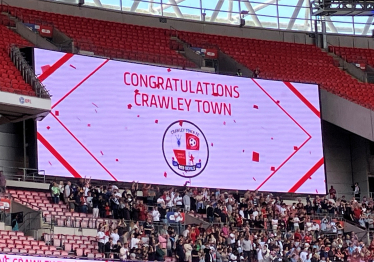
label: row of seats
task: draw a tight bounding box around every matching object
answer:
[176,31,374,110]
[0,229,102,258]
[0,229,70,256]
[44,233,100,257]
[329,45,374,67]
[4,7,196,68]
[9,189,122,229]
[0,15,35,96]
[5,5,374,109]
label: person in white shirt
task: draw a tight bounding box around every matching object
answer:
[300,249,309,262]
[120,242,130,260]
[293,215,300,231]
[64,181,71,204]
[110,228,120,245]
[130,234,141,249]
[173,192,183,208]
[157,196,165,206]
[183,225,191,238]
[97,227,105,254]
[152,206,161,222]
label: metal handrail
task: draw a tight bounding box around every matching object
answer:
[9,45,51,98]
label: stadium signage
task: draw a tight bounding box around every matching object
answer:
[0,254,112,262]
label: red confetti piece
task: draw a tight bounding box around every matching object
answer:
[70,64,76,69]
[137,115,140,117]
[46,126,50,130]
[253,177,256,181]
[212,93,219,97]
[294,146,298,150]
[223,121,226,125]
[164,172,167,177]
[179,120,183,126]
[271,137,273,140]
[271,166,275,171]
[95,109,97,113]
[316,189,318,193]
[48,161,52,166]
[100,151,104,155]
[127,104,132,109]
[134,89,139,94]
[41,65,50,73]
[155,120,158,124]
[252,152,259,162]
[243,150,245,152]
[55,110,59,116]
[253,105,258,109]
[116,159,119,162]
[87,124,91,127]
[211,143,213,147]
[92,103,99,108]
[233,120,236,123]
[167,68,171,72]
[276,100,280,104]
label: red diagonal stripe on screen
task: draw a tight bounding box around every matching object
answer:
[37,132,82,178]
[255,136,311,191]
[51,113,118,181]
[252,78,312,191]
[284,82,320,118]
[52,59,109,109]
[38,53,74,82]
[288,157,324,193]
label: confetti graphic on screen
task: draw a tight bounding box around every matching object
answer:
[35,48,325,194]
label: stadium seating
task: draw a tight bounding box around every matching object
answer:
[43,233,98,257]
[176,32,374,110]
[8,189,120,229]
[9,189,93,227]
[4,7,196,69]
[0,16,35,96]
[0,229,69,256]
[329,45,374,68]
[4,6,374,110]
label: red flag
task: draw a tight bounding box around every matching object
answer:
[186,133,200,150]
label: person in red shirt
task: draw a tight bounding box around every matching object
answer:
[190,226,197,243]
[353,206,362,222]
[329,186,337,200]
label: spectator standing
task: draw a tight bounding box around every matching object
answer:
[64,181,71,205]
[51,182,60,204]
[354,182,360,201]
[253,67,260,78]
[97,227,106,254]
[183,190,191,212]
[329,186,336,200]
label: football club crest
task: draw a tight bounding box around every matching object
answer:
[162,120,209,178]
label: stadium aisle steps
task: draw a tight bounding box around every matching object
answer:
[0,17,35,96]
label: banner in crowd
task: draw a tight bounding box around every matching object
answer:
[34,48,325,194]
[0,198,10,211]
[191,47,218,59]
[166,212,185,223]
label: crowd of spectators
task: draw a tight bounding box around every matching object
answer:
[45,179,374,262]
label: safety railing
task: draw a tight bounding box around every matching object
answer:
[0,166,46,183]
[9,45,51,98]
[74,39,197,69]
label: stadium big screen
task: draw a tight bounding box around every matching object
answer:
[35,48,325,194]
